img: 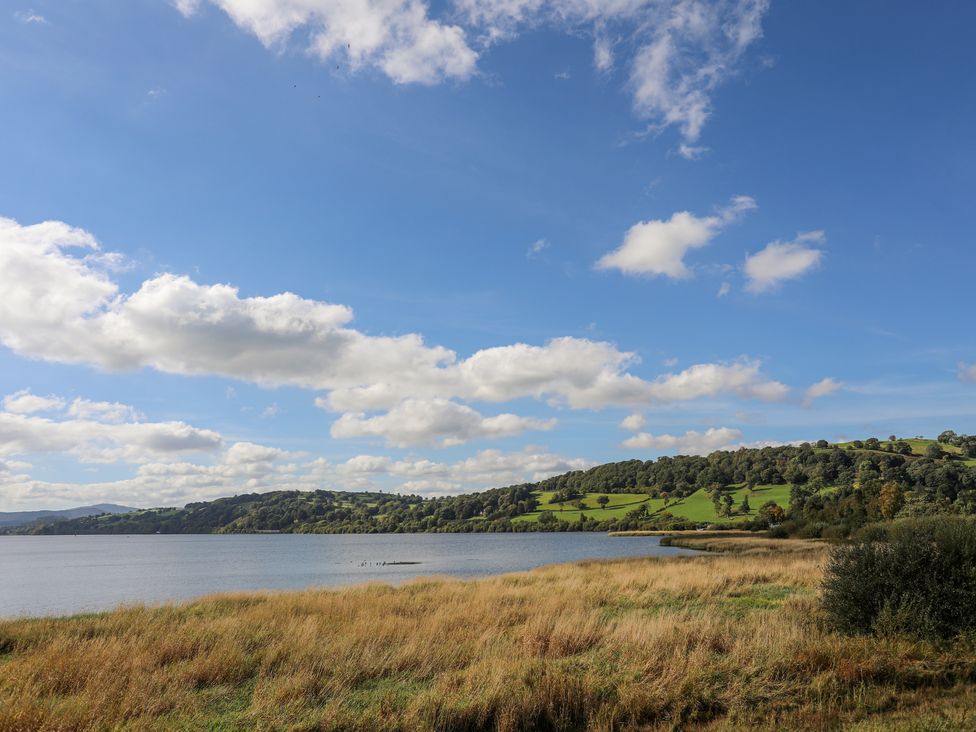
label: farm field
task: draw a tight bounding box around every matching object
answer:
[834,437,963,457]
[512,484,794,525]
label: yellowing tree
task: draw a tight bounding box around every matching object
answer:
[879,482,905,520]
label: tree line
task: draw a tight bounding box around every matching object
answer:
[7,433,975,536]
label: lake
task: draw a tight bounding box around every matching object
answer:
[0,532,697,618]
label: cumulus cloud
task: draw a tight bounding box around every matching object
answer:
[0,216,799,449]
[619,413,645,432]
[959,363,976,383]
[744,231,825,293]
[621,426,743,454]
[595,196,756,278]
[177,1,767,144]
[328,397,556,447]
[0,435,589,509]
[2,389,65,415]
[646,360,789,403]
[0,393,222,465]
[802,377,843,407]
[0,443,299,510]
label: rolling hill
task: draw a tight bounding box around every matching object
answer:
[5,432,974,536]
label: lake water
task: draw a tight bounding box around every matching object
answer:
[0,533,697,618]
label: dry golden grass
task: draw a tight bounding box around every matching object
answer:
[1,536,974,731]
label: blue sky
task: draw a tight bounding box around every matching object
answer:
[0,0,973,509]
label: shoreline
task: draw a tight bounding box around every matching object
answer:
[4,534,973,730]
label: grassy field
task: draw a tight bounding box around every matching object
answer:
[2,536,975,730]
[513,484,794,525]
[835,437,963,457]
[512,491,653,523]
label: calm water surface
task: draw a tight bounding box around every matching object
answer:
[0,533,697,618]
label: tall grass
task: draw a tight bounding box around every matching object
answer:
[1,537,974,731]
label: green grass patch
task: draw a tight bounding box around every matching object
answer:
[513,492,652,523]
[719,584,802,617]
[513,484,798,525]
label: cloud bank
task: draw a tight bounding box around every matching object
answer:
[0,216,797,450]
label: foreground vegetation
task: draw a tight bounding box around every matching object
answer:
[2,533,975,731]
[6,432,975,536]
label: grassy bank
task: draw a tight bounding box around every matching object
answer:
[1,537,975,731]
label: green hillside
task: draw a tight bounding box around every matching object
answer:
[513,484,795,525]
[7,432,975,536]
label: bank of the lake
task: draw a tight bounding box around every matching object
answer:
[2,535,975,731]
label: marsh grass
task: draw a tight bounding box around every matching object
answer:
[1,536,974,731]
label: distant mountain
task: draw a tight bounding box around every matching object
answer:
[0,504,137,529]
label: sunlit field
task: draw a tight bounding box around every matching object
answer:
[2,535,974,731]
[512,484,795,525]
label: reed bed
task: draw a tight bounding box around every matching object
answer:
[0,536,973,731]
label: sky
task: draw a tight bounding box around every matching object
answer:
[0,0,974,510]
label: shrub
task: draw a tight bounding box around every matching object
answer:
[797,522,827,539]
[821,518,976,640]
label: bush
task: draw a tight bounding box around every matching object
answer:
[766,521,796,539]
[797,522,827,539]
[821,518,976,640]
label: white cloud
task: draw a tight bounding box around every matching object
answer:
[596,195,756,278]
[180,0,477,86]
[261,403,280,419]
[328,397,556,447]
[176,1,766,144]
[593,34,613,72]
[224,441,289,464]
[2,389,65,415]
[67,398,143,424]
[526,238,549,258]
[959,363,976,383]
[0,441,588,509]
[677,143,708,160]
[621,426,743,454]
[619,413,645,432]
[0,400,222,465]
[456,0,768,144]
[336,446,591,494]
[717,281,731,297]
[646,360,789,403]
[0,216,801,451]
[593,35,613,73]
[802,377,843,407]
[0,440,301,510]
[744,231,825,293]
[629,0,768,143]
[173,0,200,16]
[14,9,46,24]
